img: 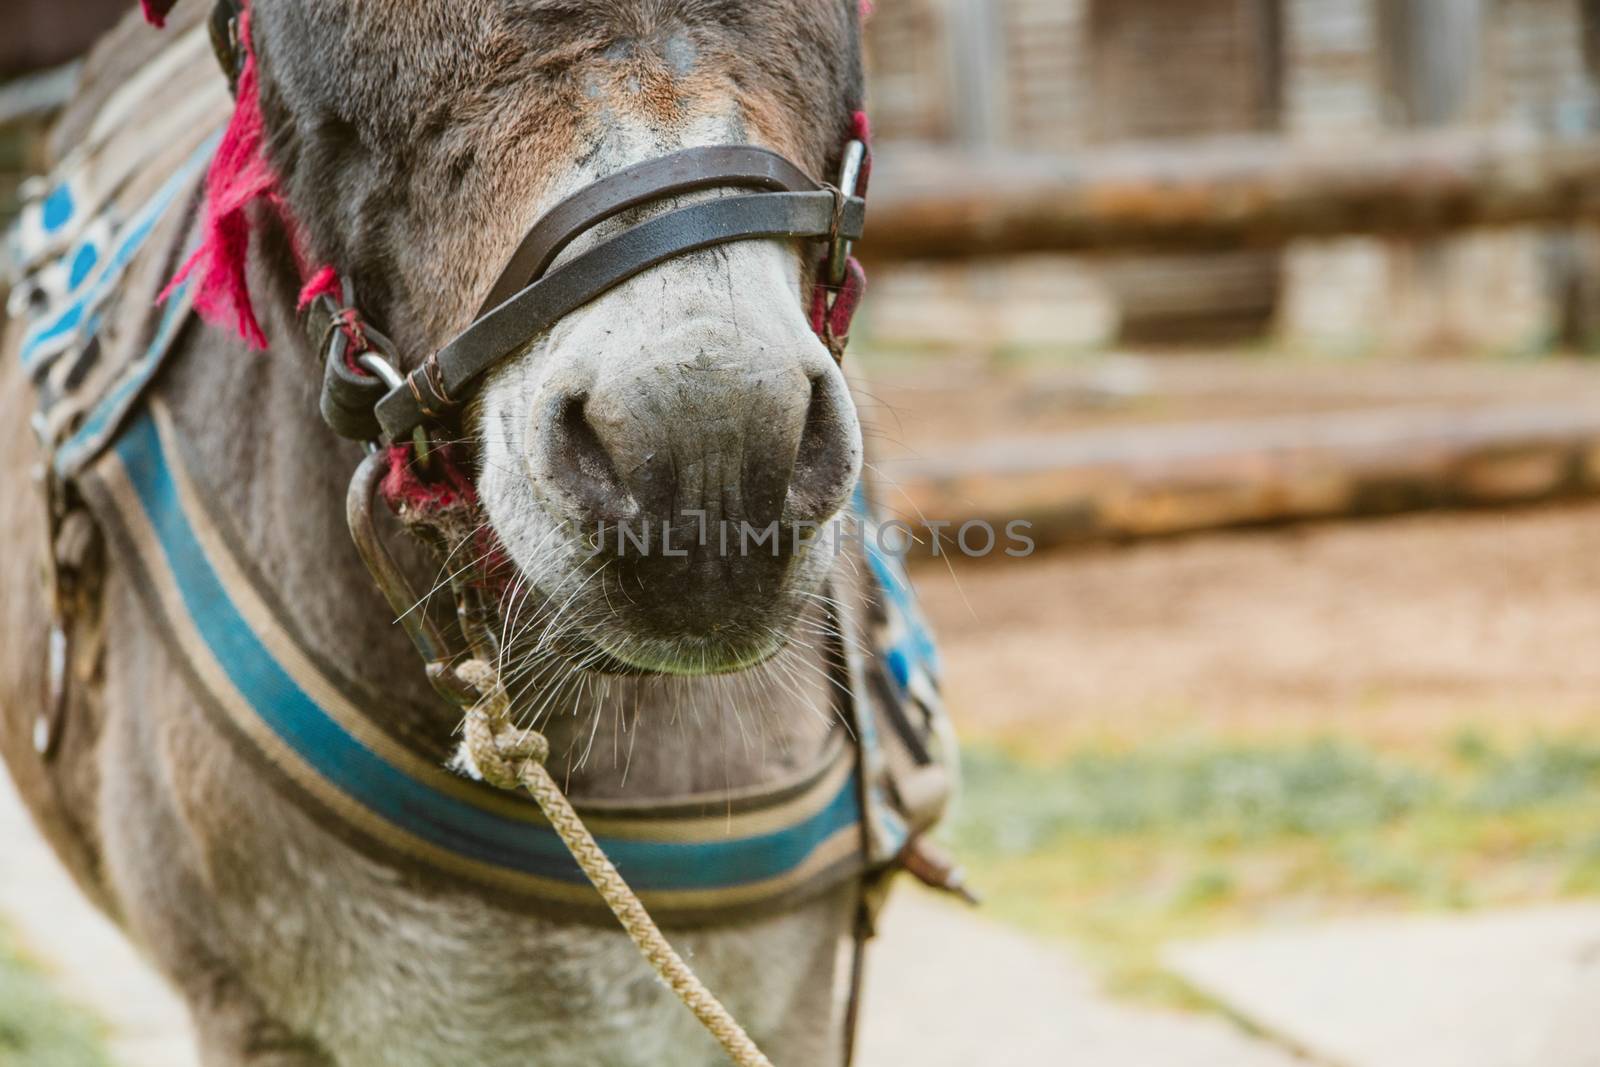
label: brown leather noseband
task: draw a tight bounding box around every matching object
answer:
[309,144,867,446]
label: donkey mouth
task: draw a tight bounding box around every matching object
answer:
[584,627,789,677]
[507,601,794,678]
[503,548,813,678]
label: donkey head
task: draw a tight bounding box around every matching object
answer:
[245,0,868,675]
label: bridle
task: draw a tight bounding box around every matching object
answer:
[311,105,880,1067]
[205,0,871,453]
[306,143,868,450]
[306,136,871,707]
[187,0,880,701]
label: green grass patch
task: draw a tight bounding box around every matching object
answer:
[947,736,1600,1005]
[0,925,110,1067]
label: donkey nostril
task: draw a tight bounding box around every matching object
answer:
[786,371,859,526]
[546,393,634,524]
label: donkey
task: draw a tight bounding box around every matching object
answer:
[1,2,950,1065]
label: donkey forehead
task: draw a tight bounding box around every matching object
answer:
[257,0,860,152]
[252,0,860,348]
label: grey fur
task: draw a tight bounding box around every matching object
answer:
[0,2,874,1064]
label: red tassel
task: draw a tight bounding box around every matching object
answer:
[297,266,342,312]
[140,0,176,27]
[161,1,295,350]
[851,111,872,144]
[810,255,866,343]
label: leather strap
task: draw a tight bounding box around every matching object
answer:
[208,0,246,94]
[478,146,824,315]
[376,188,865,442]
[319,312,388,441]
[304,284,393,442]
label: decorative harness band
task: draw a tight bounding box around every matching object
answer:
[78,404,889,925]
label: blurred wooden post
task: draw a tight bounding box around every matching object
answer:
[1,0,126,77]
[1082,0,1287,341]
[1565,0,1600,350]
[1373,0,1488,350]
[947,0,1008,150]
[1588,0,1600,80]
[1377,0,1484,128]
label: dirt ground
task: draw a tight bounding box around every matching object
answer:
[915,501,1600,754]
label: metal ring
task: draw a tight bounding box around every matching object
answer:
[356,353,430,460]
[357,352,404,390]
[829,140,867,287]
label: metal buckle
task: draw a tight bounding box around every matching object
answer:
[817,139,868,361]
[356,351,406,397]
[356,350,432,465]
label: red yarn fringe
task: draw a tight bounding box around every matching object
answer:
[160,2,291,350]
[851,110,872,144]
[381,444,478,513]
[297,266,342,312]
[140,0,176,27]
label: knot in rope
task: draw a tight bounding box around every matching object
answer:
[458,658,550,790]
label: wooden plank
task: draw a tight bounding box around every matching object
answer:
[865,132,1600,259]
[879,402,1600,552]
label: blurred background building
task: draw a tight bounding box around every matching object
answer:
[0,0,126,76]
[862,0,1600,354]
[7,0,1600,360]
[0,0,124,233]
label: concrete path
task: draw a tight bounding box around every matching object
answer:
[1168,906,1600,1067]
[1,766,1300,1067]
[0,768,198,1067]
[861,890,1306,1067]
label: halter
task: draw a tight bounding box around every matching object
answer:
[195,0,871,450]
[305,143,869,447]
[293,134,875,712]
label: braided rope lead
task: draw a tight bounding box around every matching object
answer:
[455,660,776,1067]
